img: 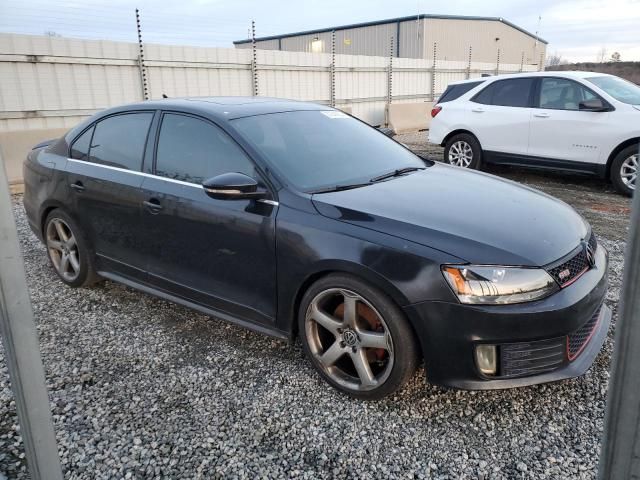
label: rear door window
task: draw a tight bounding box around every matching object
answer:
[438,81,484,103]
[70,126,94,161]
[88,113,153,171]
[155,113,257,184]
[472,78,535,107]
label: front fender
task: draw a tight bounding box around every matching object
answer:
[274,204,461,334]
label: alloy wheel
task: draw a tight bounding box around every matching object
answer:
[620,154,637,190]
[46,218,81,282]
[305,288,394,391]
[448,140,473,167]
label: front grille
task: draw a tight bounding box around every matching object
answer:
[547,232,597,287]
[500,337,566,378]
[567,306,601,361]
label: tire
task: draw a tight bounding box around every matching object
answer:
[444,133,482,169]
[43,209,101,288]
[298,273,419,400]
[610,145,638,197]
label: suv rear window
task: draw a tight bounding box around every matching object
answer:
[472,78,535,108]
[437,81,484,103]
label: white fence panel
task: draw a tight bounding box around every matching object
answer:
[258,50,331,101]
[0,33,545,132]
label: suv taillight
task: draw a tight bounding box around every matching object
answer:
[431,106,442,118]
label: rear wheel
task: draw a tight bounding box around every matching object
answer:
[444,133,482,169]
[299,274,419,400]
[44,210,100,288]
[611,145,637,197]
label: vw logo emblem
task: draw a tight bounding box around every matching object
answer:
[585,242,596,268]
[342,329,358,347]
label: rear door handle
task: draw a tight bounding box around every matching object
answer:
[534,112,550,118]
[70,182,85,192]
[471,107,485,113]
[143,199,163,214]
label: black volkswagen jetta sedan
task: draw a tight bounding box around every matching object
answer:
[23,97,610,400]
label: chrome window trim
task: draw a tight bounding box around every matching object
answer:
[66,158,279,205]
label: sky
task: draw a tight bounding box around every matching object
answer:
[0,0,639,62]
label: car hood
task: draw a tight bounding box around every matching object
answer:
[311,164,588,266]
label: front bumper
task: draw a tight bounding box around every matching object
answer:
[404,245,610,390]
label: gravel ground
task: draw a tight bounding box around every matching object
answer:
[0,135,632,479]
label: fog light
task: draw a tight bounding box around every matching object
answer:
[476,345,497,376]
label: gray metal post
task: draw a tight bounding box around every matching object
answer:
[0,154,63,479]
[430,43,437,101]
[384,36,394,128]
[251,20,258,96]
[495,48,501,75]
[330,30,336,108]
[520,51,524,72]
[466,46,472,79]
[135,8,149,100]
[598,144,640,480]
[387,36,394,106]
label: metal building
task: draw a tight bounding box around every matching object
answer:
[234,14,548,66]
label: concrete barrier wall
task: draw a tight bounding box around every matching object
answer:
[0,128,68,193]
[386,102,434,134]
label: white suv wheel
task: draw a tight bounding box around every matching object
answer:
[620,154,637,190]
[448,141,474,167]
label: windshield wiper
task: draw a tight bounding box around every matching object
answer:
[369,166,425,183]
[310,167,426,194]
[310,182,372,194]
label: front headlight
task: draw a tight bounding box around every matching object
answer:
[442,265,559,305]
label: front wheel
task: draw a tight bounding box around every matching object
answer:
[444,133,482,169]
[299,274,419,400]
[611,145,637,197]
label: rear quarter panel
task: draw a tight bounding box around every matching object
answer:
[23,147,69,240]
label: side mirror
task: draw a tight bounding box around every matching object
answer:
[202,172,267,200]
[579,98,610,112]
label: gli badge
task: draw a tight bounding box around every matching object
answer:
[558,268,571,281]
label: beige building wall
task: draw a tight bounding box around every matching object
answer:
[424,18,546,65]
[236,18,547,66]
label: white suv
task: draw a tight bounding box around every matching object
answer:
[428,71,640,196]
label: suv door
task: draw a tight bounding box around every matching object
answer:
[528,77,611,166]
[65,111,154,280]
[139,112,278,326]
[469,77,535,156]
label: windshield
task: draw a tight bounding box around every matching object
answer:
[232,110,425,192]
[587,76,640,105]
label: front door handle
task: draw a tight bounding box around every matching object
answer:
[534,112,550,118]
[471,107,485,113]
[70,181,85,192]
[143,199,163,214]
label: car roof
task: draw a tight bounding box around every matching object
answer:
[446,71,613,86]
[98,97,329,121]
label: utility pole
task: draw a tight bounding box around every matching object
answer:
[330,30,336,107]
[251,20,259,96]
[0,154,63,480]
[430,42,437,101]
[135,8,149,100]
[387,36,394,106]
